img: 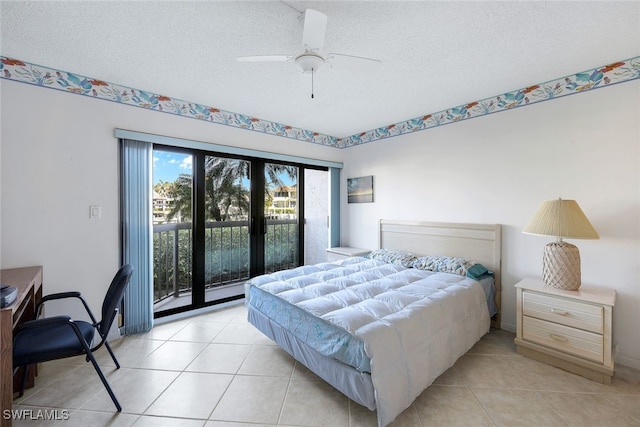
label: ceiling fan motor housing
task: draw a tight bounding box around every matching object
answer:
[295,52,325,74]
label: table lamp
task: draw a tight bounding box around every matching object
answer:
[522,198,599,290]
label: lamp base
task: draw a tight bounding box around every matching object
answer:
[542,241,581,290]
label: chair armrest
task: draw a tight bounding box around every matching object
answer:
[16,315,72,332]
[37,292,98,324]
[40,291,82,303]
[38,292,83,315]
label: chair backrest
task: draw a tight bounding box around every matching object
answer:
[99,264,134,337]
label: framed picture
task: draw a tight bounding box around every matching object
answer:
[347,176,374,203]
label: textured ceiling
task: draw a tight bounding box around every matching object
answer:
[1,1,639,138]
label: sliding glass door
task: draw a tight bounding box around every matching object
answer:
[203,156,251,304]
[152,146,324,317]
[152,149,194,313]
[264,162,299,273]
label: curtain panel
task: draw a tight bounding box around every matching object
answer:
[120,139,154,334]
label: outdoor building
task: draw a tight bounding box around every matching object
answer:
[268,185,297,218]
[152,191,173,224]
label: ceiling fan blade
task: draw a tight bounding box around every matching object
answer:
[236,55,293,63]
[302,9,327,52]
[326,52,382,70]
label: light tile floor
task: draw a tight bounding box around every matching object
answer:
[12,303,640,426]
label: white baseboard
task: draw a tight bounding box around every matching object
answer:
[615,353,640,371]
[499,321,516,333]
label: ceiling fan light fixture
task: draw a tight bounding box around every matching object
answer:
[295,52,325,74]
[237,7,381,95]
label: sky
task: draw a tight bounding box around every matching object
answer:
[153,151,192,185]
[152,150,295,187]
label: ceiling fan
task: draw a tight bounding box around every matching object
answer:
[237,8,381,97]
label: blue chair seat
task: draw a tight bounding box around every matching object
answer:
[14,319,95,366]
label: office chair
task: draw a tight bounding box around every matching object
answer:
[13,264,134,411]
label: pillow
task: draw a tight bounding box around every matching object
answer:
[368,248,418,267]
[411,255,475,276]
[467,263,494,280]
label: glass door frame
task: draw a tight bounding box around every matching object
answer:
[153,143,326,318]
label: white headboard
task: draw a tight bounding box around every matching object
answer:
[379,219,502,327]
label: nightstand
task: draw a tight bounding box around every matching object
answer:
[325,247,370,262]
[514,277,615,384]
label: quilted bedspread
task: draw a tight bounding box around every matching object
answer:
[246,257,490,426]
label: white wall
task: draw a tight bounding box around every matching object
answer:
[2,76,638,369]
[0,79,340,322]
[340,80,640,369]
[304,169,329,265]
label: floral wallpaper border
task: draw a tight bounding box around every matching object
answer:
[1,55,638,149]
[0,57,339,147]
[340,56,640,148]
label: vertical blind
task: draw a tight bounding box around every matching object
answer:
[120,139,154,334]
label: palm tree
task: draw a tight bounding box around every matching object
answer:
[153,180,173,197]
[204,157,249,221]
[166,174,192,222]
[265,163,297,189]
[165,158,297,223]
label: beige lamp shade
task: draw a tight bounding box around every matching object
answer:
[523,198,599,290]
[523,198,599,240]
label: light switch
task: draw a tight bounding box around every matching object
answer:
[90,205,102,219]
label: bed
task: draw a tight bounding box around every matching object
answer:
[245,220,501,427]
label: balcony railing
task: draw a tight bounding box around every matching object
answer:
[153,219,298,304]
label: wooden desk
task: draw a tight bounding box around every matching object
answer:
[0,266,43,425]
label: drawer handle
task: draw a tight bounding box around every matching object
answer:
[549,333,569,343]
[550,308,569,316]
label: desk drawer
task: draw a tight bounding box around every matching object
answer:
[522,291,603,333]
[523,316,603,363]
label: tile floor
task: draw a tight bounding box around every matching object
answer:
[11,302,640,426]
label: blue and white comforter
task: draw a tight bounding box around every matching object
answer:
[246,257,490,427]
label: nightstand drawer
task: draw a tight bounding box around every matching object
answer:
[522,291,603,333]
[523,316,603,363]
[326,252,346,262]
